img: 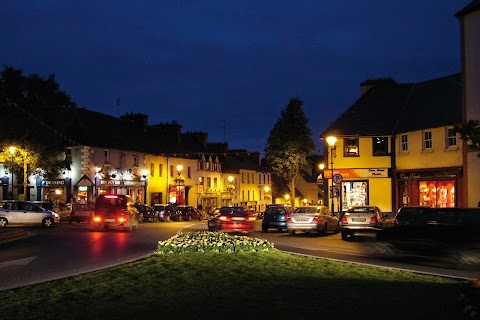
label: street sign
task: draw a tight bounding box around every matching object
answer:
[333,173,343,184]
[329,186,340,198]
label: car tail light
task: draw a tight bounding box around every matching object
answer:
[118,216,126,223]
[92,216,102,222]
[105,195,118,199]
[219,216,229,221]
[341,216,348,224]
[370,216,378,224]
[247,216,256,221]
[312,216,319,222]
[393,219,399,226]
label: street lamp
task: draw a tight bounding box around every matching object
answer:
[176,164,183,205]
[326,136,337,213]
[9,146,15,200]
[227,175,234,205]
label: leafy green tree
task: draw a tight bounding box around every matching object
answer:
[454,120,480,156]
[0,66,74,189]
[265,97,315,208]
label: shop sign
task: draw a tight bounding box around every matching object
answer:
[397,168,462,180]
[42,179,65,186]
[324,168,389,179]
[99,179,146,187]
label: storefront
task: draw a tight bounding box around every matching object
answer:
[37,178,72,208]
[396,167,463,209]
[75,175,95,205]
[96,177,147,204]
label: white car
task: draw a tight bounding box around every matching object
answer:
[287,205,340,236]
[0,200,56,228]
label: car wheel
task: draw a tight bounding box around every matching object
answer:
[320,223,328,236]
[165,215,171,222]
[262,225,268,233]
[341,230,348,240]
[288,230,295,236]
[0,217,8,228]
[42,218,54,228]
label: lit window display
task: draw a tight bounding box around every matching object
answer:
[419,180,455,208]
[341,181,368,211]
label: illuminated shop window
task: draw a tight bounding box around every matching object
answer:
[419,180,455,208]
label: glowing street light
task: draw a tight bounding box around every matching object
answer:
[326,136,337,213]
[175,164,184,205]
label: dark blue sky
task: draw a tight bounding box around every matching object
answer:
[1,1,467,154]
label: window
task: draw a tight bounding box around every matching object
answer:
[372,137,388,156]
[104,149,110,164]
[133,154,138,167]
[446,127,457,148]
[213,178,218,189]
[206,177,211,189]
[159,164,163,177]
[188,167,191,178]
[400,134,408,152]
[344,138,359,156]
[170,165,174,177]
[423,131,433,150]
[150,163,155,177]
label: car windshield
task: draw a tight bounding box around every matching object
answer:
[265,207,286,214]
[294,207,318,213]
[220,207,246,214]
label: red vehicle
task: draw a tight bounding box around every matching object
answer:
[91,194,139,232]
[176,205,203,221]
[207,206,256,234]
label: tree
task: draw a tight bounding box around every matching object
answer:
[454,120,480,157]
[265,97,315,208]
[0,66,74,190]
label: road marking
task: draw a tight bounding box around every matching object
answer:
[0,256,37,268]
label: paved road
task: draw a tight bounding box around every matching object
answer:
[0,220,479,291]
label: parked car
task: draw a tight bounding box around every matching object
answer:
[207,206,256,233]
[69,203,94,224]
[340,205,393,240]
[90,194,139,231]
[152,204,179,222]
[176,205,203,221]
[287,205,340,236]
[261,204,292,232]
[56,203,73,222]
[0,200,56,228]
[134,204,155,222]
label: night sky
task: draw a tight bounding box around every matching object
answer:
[1,1,467,154]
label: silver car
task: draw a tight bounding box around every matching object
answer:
[0,200,56,228]
[340,205,393,240]
[287,205,340,236]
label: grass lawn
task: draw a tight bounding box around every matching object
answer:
[0,232,474,319]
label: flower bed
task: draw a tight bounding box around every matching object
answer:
[157,231,275,254]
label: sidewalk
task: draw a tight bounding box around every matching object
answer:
[0,229,35,244]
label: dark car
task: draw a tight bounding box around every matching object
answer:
[68,203,94,224]
[91,194,139,231]
[340,205,393,240]
[384,206,480,241]
[207,206,255,233]
[261,204,292,232]
[176,205,203,221]
[134,204,155,222]
[152,204,179,222]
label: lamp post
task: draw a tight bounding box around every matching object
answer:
[326,136,337,213]
[227,175,234,206]
[9,146,15,200]
[176,164,183,205]
[318,163,325,206]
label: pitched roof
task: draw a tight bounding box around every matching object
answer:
[321,73,461,138]
[455,0,480,18]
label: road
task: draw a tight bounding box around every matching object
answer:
[0,220,479,291]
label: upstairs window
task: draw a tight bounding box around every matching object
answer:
[150,163,155,177]
[133,154,138,167]
[400,134,408,152]
[344,138,359,157]
[446,127,457,148]
[372,137,388,156]
[423,131,433,151]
